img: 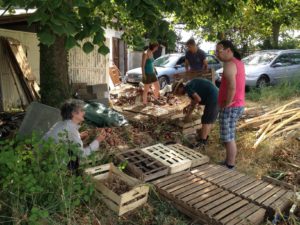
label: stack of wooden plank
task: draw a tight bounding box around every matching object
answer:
[178,118,202,135]
[238,100,300,148]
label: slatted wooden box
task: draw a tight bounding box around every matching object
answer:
[191,164,294,217]
[141,144,192,174]
[116,149,169,182]
[167,144,209,168]
[153,171,266,225]
[84,163,149,216]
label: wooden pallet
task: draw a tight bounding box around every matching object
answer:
[167,144,209,168]
[84,163,149,216]
[141,144,192,174]
[115,149,169,182]
[191,164,294,216]
[153,171,266,225]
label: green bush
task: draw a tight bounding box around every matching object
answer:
[0,135,94,225]
[246,78,300,103]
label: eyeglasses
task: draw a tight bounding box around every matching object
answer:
[215,49,225,54]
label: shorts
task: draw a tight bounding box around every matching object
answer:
[219,107,244,142]
[202,102,219,124]
[143,73,158,84]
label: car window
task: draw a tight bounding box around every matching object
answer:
[153,55,181,67]
[274,54,292,66]
[207,55,218,64]
[291,53,300,65]
[176,56,185,65]
[243,52,278,65]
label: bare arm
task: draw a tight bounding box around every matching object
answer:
[222,61,237,108]
[141,51,148,77]
[183,93,201,116]
[191,93,201,104]
[185,59,189,71]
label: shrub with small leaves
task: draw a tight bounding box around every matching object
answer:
[0,134,94,224]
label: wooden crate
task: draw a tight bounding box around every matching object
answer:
[179,119,202,135]
[84,163,149,216]
[153,171,266,225]
[116,149,169,182]
[191,164,294,216]
[141,144,192,174]
[167,144,209,168]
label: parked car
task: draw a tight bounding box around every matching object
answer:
[215,49,300,88]
[125,53,222,88]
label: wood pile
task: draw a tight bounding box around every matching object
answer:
[111,86,181,107]
[178,118,202,135]
[0,112,25,139]
[238,100,300,148]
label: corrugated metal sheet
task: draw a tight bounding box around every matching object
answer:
[68,39,108,85]
[0,41,28,110]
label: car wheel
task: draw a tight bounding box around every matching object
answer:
[159,76,169,89]
[256,76,269,88]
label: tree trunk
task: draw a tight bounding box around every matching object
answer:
[40,36,70,107]
[272,21,281,48]
[217,32,225,40]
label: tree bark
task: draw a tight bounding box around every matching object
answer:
[217,32,225,40]
[271,21,281,48]
[40,36,70,107]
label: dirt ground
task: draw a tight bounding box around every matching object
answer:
[1,91,299,225]
[82,95,299,225]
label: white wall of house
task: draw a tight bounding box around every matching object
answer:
[127,50,143,70]
[0,27,127,91]
[0,28,40,84]
[127,45,166,71]
[68,38,109,85]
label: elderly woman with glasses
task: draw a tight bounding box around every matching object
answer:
[43,99,106,170]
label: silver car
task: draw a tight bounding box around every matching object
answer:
[125,53,222,88]
[216,49,300,88]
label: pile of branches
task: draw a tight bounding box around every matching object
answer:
[238,99,300,148]
[0,112,25,139]
[112,87,180,107]
[112,87,143,106]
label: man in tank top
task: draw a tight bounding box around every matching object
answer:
[215,40,245,170]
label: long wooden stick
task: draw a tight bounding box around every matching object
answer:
[264,113,300,139]
[240,99,299,131]
[238,108,299,129]
[255,103,295,137]
[272,123,300,136]
[253,112,300,148]
[244,108,299,123]
[260,99,299,116]
[253,103,291,146]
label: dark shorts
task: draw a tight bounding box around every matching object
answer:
[202,102,219,124]
[143,73,158,84]
[219,107,244,142]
